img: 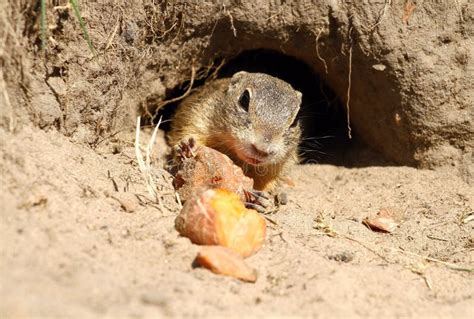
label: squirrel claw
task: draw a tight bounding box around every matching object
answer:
[244,189,272,213]
[248,189,271,200]
[245,202,268,214]
[244,190,289,214]
[173,137,198,159]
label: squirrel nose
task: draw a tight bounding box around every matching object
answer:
[251,143,275,157]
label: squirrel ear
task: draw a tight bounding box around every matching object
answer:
[230,71,248,85]
[295,90,303,104]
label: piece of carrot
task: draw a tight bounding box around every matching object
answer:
[173,145,253,202]
[194,245,257,282]
[175,188,266,257]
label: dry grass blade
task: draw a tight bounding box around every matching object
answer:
[155,65,196,111]
[40,0,47,49]
[313,214,338,237]
[135,116,163,207]
[175,192,182,209]
[392,248,474,273]
[366,0,392,31]
[39,0,94,55]
[146,116,162,169]
[0,69,15,131]
[69,0,96,55]
[314,214,390,262]
[104,18,120,51]
[461,211,474,224]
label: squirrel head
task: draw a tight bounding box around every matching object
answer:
[221,71,302,166]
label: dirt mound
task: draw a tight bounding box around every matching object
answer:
[2,1,473,168]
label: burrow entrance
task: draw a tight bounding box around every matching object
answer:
[145,49,379,166]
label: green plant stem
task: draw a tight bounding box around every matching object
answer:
[69,0,96,55]
[40,0,47,49]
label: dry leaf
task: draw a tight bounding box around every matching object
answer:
[363,208,402,233]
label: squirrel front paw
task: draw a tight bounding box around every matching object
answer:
[173,137,198,160]
[244,190,289,214]
[244,189,273,213]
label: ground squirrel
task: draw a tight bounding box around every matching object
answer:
[168,71,302,192]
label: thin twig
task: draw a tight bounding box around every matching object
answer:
[158,21,178,39]
[315,28,328,74]
[104,18,120,51]
[341,234,391,263]
[155,65,196,110]
[391,247,474,273]
[265,7,283,21]
[264,215,279,226]
[223,4,237,37]
[314,215,389,262]
[366,0,392,31]
[207,5,223,46]
[346,36,353,139]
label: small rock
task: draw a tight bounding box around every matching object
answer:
[121,229,130,238]
[276,192,288,206]
[19,193,48,209]
[328,251,354,263]
[140,293,168,307]
[116,193,139,213]
[372,64,386,71]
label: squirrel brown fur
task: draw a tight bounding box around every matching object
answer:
[168,71,302,192]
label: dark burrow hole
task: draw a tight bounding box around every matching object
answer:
[146,49,377,166]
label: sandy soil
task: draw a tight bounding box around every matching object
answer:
[1,125,472,318]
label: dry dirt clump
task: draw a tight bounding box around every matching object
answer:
[0,1,473,318]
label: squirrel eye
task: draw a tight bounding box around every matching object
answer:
[238,89,250,111]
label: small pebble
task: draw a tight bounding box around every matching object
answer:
[328,251,354,263]
[116,193,139,213]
